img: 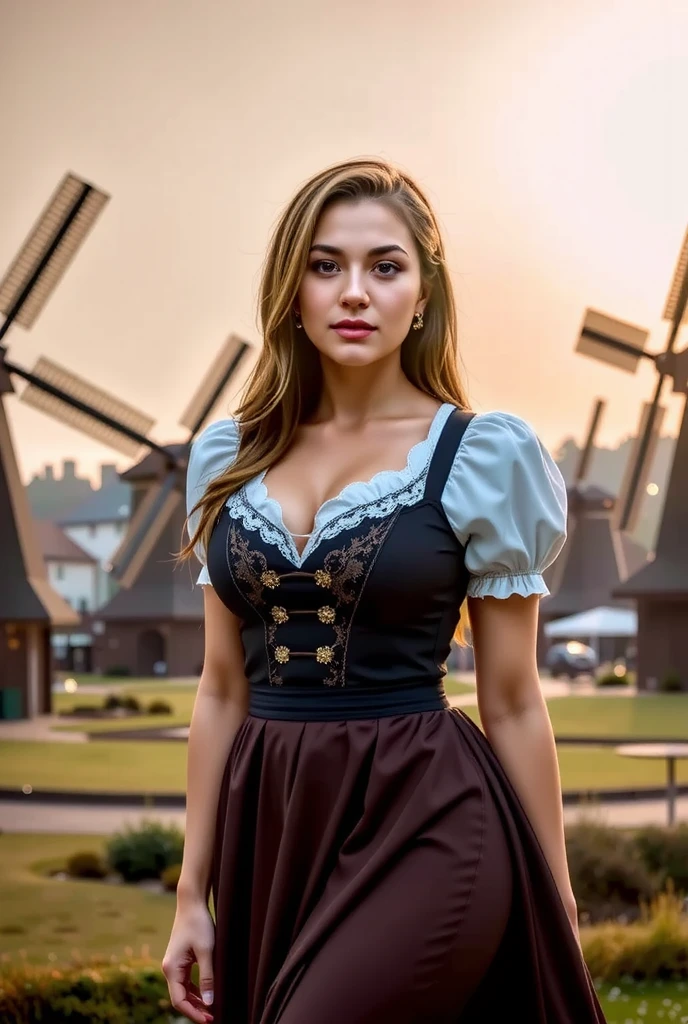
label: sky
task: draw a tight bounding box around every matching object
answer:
[1,0,687,485]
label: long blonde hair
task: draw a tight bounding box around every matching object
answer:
[179,157,472,645]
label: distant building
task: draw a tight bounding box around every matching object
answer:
[57,464,131,607]
[26,459,94,521]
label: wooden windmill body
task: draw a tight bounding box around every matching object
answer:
[92,336,251,678]
[537,399,649,665]
[0,172,250,717]
[574,226,688,691]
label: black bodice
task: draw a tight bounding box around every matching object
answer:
[206,409,475,720]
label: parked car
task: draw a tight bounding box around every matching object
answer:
[545,641,598,679]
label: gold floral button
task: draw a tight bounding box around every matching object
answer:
[316,645,334,664]
[275,645,290,664]
[317,606,336,624]
[314,569,332,588]
[261,570,281,589]
[271,606,289,624]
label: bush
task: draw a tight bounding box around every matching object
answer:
[103,665,131,677]
[566,821,657,922]
[118,694,142,712]
[65,851,109,879]
[147,699,173,715]
[102,693,141,713]
[582,888,688,981]
[633,824,688,895]
[106,819,184,882]
[160,862,182,892]
[595,670,630,687]
[659,671,684,693]
[0,961,170,1023]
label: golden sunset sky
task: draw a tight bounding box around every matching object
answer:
[2,0,687,483]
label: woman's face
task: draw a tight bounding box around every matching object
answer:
[296,198,426,367]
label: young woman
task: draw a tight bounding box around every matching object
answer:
[164,158,607,1023]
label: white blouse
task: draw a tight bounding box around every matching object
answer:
[185,403,568,598]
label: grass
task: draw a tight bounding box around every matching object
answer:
[1,740,186,793]
[1,834,687,1020]
[0,833,175,966]
[596,978,688,1020]
[2,733,688,795]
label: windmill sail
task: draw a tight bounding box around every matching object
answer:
[20,356,155,457]
[178,333,251,436]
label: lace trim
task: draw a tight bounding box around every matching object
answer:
[227,461,430,566]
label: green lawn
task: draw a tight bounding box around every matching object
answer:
[1,833,686,1016]
[1,740,186,793]
[0,833,175,966]
[597,978,688,1020]
[2,735,688,795]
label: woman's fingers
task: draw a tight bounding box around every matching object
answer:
[195,944,215,1009]
[167,977,214,1023]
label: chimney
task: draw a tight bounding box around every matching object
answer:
[100,464,118,489]
[62,460,76,480]
[44,465,54,481]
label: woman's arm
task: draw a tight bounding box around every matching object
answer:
[467,592,579,936]
[176,586,250,905]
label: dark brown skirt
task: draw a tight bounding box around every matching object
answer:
[210,707,606,1023]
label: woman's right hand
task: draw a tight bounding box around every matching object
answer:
[162,899,216,1023]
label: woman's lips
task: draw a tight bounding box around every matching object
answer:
[331,325,377,340]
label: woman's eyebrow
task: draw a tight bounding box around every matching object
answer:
[309,243,409,257]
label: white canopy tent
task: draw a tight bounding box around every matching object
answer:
[544,606,637,662]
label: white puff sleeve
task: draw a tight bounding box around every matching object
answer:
[440,411,567,599]
[185,418,241,585]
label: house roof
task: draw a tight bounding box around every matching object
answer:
[35,520,97,564]
[58,479,132,526]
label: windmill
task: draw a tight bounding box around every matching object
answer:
[574,225,688,691]
[1,172,251,718]
[538,398,649,665]
[91,332,251,679]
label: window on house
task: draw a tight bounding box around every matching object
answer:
[56,565,65,581]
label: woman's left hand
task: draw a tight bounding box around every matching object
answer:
[563,895,581,950]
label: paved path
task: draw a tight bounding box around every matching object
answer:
[1,795,685,835]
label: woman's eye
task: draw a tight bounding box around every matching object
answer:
[313,260,339,274]
[375,262,400,276]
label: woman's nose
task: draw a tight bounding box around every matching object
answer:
[340,270,369,307]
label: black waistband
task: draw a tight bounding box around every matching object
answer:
[248,681,450,721]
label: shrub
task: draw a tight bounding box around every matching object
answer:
[582,888,688,981]
[566,821,657,922]
[66,851,109,879]
[118,694,141,712]
[0,961,170,1023]
[106,819,184,882]
[595,670,630,687]
[659,671,684,693]
[161,862,182,892]
[147,699,173,715]
[633,824,688,895]
[103,694,123,710]
[103,665,131,677]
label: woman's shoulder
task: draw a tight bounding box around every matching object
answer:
[186,417,241,506]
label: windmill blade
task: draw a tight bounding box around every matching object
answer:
[108,471,182,588]
[576,309,649,373]
[612,400,666,534]
[662,225,688,327]
[19,356,155,457]
[573,398,605,487]
[178,333,251,438]
[0,173,109,331]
